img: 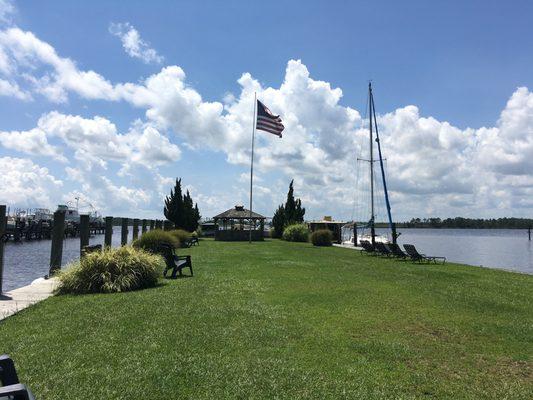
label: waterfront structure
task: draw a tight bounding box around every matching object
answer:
[213,205,265,241]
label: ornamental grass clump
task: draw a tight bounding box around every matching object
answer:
[169,229,192,247]
[132,229,179,253]
[282,223,310,242]
[311,229,333,246]
[56,246,165,294]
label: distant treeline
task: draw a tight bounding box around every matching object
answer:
[398,217,533,229]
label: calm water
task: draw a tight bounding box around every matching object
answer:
[382,228,533,274]
[1,228,532,292]
[1,227,128,292]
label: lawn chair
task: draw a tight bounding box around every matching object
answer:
[359,240,375,255]
[157,243,193,278]
[387,243,408,259]
[375,242,392,257]
[183,237,199,248]
[403,244,446,264]
[0,354,35,400]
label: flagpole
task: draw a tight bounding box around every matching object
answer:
[249,92,257,244]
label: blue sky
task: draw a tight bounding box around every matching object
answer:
[1,0,533,221]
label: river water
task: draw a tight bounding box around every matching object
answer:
[1,228,532,292]
[1,226,127,292]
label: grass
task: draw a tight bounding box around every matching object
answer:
[0,239,531,399]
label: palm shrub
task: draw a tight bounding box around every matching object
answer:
[56,246,164,294]
[133,229,179,253]
[169,229,192,247]
[311,229,333,246]
[282,223,309,242]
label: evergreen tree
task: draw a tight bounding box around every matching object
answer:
[183,190,195,231]
[271,180,306,238]
[284,180,305,224]
[284,180,297,224]
[164,179,201,231]
[272,205,285,238]
[294,198,305,223]
[193,203,201,230]
[164,178,185,228]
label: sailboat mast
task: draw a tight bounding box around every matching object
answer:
[371,83,395,242]
[368,82,376,246]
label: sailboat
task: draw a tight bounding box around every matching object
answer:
[343,82,397,247]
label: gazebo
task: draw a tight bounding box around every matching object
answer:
[213,205,266,241]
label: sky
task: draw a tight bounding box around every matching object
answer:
[1,0,533,222]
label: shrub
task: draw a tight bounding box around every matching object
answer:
[133,229,179,253]
[311,229,333,246]
[169,229,192,247]
[282,223,309,242]
[56,246,164,294]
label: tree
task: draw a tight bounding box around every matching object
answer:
[284,180,305,225]
[164,178,201,231]
[272,205,285,238]
[164,178,185,228]
[271,180,306,237]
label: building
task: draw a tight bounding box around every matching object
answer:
[213,205,266,241]
[308,216,346,244]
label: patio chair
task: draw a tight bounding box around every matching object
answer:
[0,383,35,400]
[157,243,193,278]
[0,354,19,386]
[183,237,199,247]
[0,355,35,400]
[375,242,393,257]
[359,240,375,254]
[403,244,446,264]
[387,243,408,259]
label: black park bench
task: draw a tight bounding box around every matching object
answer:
[157,243,193,278]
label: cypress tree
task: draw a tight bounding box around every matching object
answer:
[284,180,297,224]
[272,205,285,238]
[164,178,185,228]
[271,180,306,237]
[193,203,201,231]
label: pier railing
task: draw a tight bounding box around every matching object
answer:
[0,205,174,294]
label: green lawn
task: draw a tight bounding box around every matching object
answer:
[1,239,532,399]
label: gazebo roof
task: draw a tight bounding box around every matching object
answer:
[213,205,265,220]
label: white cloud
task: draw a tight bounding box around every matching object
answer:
[109,22,163,64]
[0,127,65,161]
[0,78,30,100]
[0,27,116,102]
[0,157,62,207]
[2,26,533,218]
[0,0,15,25]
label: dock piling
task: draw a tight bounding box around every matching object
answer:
[80,214,90,257]
[133,218,140,240]
[163,220,172,231]
[104,216,113,248]
[150,220,155,230]
[0,205,5,293]
[49,210,66,276]
[121,218,129,246]
[141,219,147,234]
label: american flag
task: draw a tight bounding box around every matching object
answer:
[256,100,284,137]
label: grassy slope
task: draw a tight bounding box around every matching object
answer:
[0,239,531,399]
